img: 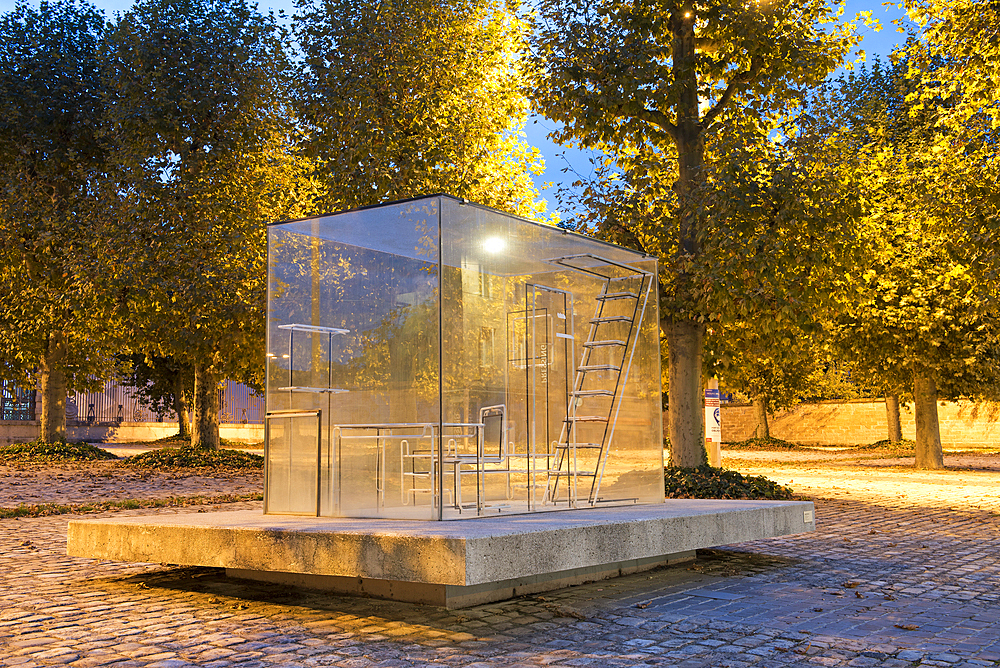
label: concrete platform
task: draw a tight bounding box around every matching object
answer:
[67,500,815,608]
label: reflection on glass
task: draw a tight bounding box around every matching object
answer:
[265,195,662,520]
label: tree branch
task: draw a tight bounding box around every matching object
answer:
[636,106,678,142]
[700,57,762,132]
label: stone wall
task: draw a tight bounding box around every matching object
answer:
[720,399,1000,447]
[0,421,263,446]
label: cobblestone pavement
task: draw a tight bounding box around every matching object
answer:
[0,463,262,508]
[2,459,1000,668]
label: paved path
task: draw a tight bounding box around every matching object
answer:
[729,452,1000,513]
[2,457,1000,667]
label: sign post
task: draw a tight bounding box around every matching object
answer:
[705,378,721,466]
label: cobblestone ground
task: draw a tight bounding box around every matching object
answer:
[2,455,999,668]
[0,463,262,507]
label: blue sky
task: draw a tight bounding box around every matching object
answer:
[1,0,912,216]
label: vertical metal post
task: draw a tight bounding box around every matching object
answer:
[436,197,444,520]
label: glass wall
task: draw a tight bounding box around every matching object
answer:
[265,195,662,520]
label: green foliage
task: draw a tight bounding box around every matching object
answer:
[105,0,315,446]
[818,61,1000,402]
[0,492,263,519]
[0,440,118,463]
[121,446,263,470]
[0,0,120,392]
[903,0,1000,131]
[294,0,547,218]
[724,437,799,451]
[664,465,793,500]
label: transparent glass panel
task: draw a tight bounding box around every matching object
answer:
[267,199,440,519]
[264,411,320,515]
[438,198,663,518]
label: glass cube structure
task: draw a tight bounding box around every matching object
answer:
[265,195,663,519]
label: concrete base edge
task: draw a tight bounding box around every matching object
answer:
[226,550,696,608]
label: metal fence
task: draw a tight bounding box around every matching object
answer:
[1,380,35,421]
[2,379,263,424]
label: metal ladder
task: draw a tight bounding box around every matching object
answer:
[545,255,653,506]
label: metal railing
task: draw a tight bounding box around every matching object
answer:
[1,380,35,421]
[1,379,263,424]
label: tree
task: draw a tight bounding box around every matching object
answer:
[105,0,314,448]
[818,60,1000,468]
[120,354,193,439]
[294,0,547,217]
[840,233,1000,467]
[0,0,119,443]
[701,125,866,443]
[530,0,862,465]
[712,323,824,440]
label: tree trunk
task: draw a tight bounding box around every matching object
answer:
[913,374,944,469]
[172,372,190,441]
[752,395,770,439]
[39,330,68,443]
[191,364,220,449]
[667,319,707,467]
[885,394,902,443]
[664,2,708,469]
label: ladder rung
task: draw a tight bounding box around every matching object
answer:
[591,316,631,324]
[564,415,609,423]
[555,443,603,449]
[578,364,620,372]
[572,389,615,397]
[596,291,638,301]
[548,469,598,476]
[583,339,626,348]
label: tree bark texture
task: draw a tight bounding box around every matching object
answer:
[913,374,944,469]
[172,372,190,440]
[885,394,902,443]
[752,395,770,439]
[664,2,708,469]
[192,365,220,449]
[667,319,707,467]
[39,330,68,443]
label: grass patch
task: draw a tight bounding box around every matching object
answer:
[665,464,794,500]
[0,492,263,519]
[121,446,263,469]
[723,436,801,451]
[0,440,118,463]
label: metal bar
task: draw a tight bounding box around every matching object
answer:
[316,410,322,517]
[436,197,444,521]
[276,386,349,394]
[277,323,350,335]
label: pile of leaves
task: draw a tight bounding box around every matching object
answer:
[122,446,263,470]
[853,438,916,453]
[0,440,118,463]
[724,436,800,451]
[147,435,250,448]
[665,465,794,500]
